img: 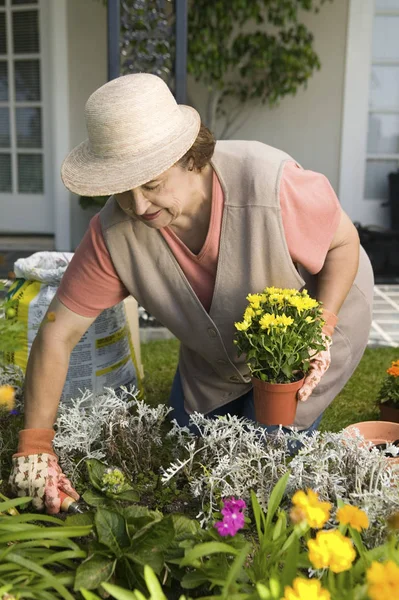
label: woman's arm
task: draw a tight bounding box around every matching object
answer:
[316,209,360,316]
[23,297,96,429]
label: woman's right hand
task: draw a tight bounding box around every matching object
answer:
[8,429,79,514]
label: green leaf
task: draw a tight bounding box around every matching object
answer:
[221,542,251,598]
[281,534,299,586]
[80,590,102,600]
[6,551,75,600]
[0,496,33,512]
[170,514,199,540]
[86,458,108,491]
[102,581,141,600]
[144,564,168,598]
[181,570,210,589]
[264,472,290,535]
[65,512,94,527]
[95,509,130,558]
[109,489,139,502]
[74,555,116,590]
[128,516,175,574]
[250,489,266,542]
[179,541,239,566]
[0,525,92,544]
[83,489,115,508]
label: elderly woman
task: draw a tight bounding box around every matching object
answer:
[9,74,373,513]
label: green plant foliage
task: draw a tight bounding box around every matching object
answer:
[0,283,24,365]
[378,359,399,406]
[188,0,333,137]
[0,495,92,599]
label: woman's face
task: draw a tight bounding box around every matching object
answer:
[115,163,197,229]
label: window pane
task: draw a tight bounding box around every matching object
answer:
[0,108,10,147]
[12,0,38,4]
[0,153,11,192]
[13,11,39,53]
[0,1,5,7]
[0,13,6,55]
[373,16,399,60]
[18,153,43,193]
[370,65,399,109]
[376,0,399,9]
[0,61,8,101]
[16,107,42,148]
[364,160,398,199]
[367,113,399,154]
[15,60,40,100]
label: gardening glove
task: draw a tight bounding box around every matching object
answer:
[297,308,338,403]
[8,428,79,514]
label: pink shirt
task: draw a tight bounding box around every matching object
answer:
[57,161,341,317]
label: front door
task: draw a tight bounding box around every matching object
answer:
[0,0,53,233]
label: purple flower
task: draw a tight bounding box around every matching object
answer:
[9,409,19,416]
[214,497,246,537]
[222,498,246,515]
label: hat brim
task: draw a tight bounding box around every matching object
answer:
[61,105,201,197]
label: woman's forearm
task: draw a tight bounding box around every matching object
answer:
[316,212,360,316]
[23,333,71,429]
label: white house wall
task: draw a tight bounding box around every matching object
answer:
[67,0,107,250]
[188,0,349,193]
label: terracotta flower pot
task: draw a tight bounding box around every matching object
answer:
[252,376,304,426]
[344,420,399,468]
[379,402,399,424]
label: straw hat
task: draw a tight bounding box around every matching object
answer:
[61,73,201,196]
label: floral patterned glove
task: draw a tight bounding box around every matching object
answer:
[297,308,338,403]
[8,429,79,514]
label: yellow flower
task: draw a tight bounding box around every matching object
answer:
[275,314,294,329]
[243,307,255,322]
[367,560,399,600]
[247,293,267,307]
[283,578,331,600]
[0,385,15,411]
[336,504,369,532]
[288,296,320,314]
[305,316,314,323]
[235,320,251,332]
[291,489,331,529]
[269,293,284,306]
[308,530,356,573]
[259,313,277,331]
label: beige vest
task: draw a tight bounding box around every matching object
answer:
[100,141,374,429]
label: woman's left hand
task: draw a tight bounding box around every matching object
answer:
[297,334,332,402]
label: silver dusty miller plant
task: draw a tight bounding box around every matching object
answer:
[54,386,172,482]
[162,414,399,545]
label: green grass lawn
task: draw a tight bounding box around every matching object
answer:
[141,340,398,432]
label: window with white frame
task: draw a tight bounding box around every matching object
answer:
[0,0,44,196]
[365,0,399,201]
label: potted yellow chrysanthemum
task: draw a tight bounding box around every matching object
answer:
[234,287,325,425]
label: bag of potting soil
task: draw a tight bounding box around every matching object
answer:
[7,251,142,404]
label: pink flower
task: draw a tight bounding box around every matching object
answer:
[215,497,246,537]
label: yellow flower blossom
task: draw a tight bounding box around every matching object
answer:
[0,385,15,411]
[269,293,284,305]
[305,316,314,323]
[246,293,264,309]
[259,313,277,331]
[283,578,331,600]
[367,560,399,600]
[275,314,294,329]
[291,489,331,529]
[243,307,255,322]
[235,320,251,332]
[336,504,369,532]
[288,296,320,314]
[308,530,356,573]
